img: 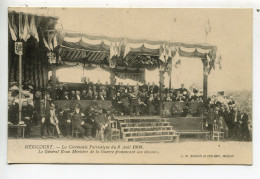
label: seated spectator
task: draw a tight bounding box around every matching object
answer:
[81,90,87,100]
[71,103,89,140]
[57,107,71,138]
[62,91,70,100]
[166,93,172,101]
[76,90,81,100]
[86,89,93,100]
[70,91,76,100]
[93,93,98,100]
[98,91,105,100]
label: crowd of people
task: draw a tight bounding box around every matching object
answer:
[9,92,114,142]
[46,81,204,116]
[8,80,251,141]
[201,95,251,141]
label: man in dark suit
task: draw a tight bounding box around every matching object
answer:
[21,101,33,138]
[57,107,71,138]
[71,103,89,140]
[239,109,250,141]
[8,98,19,124]
[56,84,64,100]
[230,108,241,140]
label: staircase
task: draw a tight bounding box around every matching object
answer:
[117,116,178,142]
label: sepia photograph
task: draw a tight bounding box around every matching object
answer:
[7,7,252,164]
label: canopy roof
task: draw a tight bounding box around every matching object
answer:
[58,32,217,67]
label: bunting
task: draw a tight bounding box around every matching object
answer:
[8,13,18,41]
[18,13,24,40]
[29,15,39,42]
[53,34,58,49]
[42,31,51,51]
[22,14,31,42]
[48,33,54,51]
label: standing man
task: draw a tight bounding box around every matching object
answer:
[40,92,51,139]
[239,109,250,141]
[21,101,33,138]
[129,85,140,116]
[230,108,241,140]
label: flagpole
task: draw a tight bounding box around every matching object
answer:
[18,54,22,123]
[18,14,23,123]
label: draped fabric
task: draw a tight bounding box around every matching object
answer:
[115,72,145,83]
[8,12,58,90]
[58,32,218,65]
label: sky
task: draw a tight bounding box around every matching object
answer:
[15,8,252,93]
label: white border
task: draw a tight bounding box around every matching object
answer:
[1,1,260,179]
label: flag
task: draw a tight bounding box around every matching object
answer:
[53,34,58,49]
[42,31,50,51]
[123,43,130,58]
[18,13,24,40]
[8,14,17,41]
[29,15,39,42]
[48,33,54,51]
[109,41,115,59]
[22,14,30,42]
[159,44,166,62]
[172,50,180,64]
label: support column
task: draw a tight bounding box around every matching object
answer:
[203,74,208,101]
[51,65,57,99]
[159,71,165,116]
[169,70,172,89]
[110,70,116,99]
[159,71,165,92]
[202,59,208,102]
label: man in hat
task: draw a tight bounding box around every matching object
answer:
[21,101,33,138]
[238,109,250,141]
[8,98,19,125]
[205,105,218,131]
[57,106,71,138]
[56,84,64,100]
[71,103,89,140]
[229,107,241,140]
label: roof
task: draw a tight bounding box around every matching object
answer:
[58,31,217,67]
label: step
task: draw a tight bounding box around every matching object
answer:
[119,118,169,123]
[121,126,173,132]
[122,130,176,138]
[123,135,176,142]
[120,122,170,128]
